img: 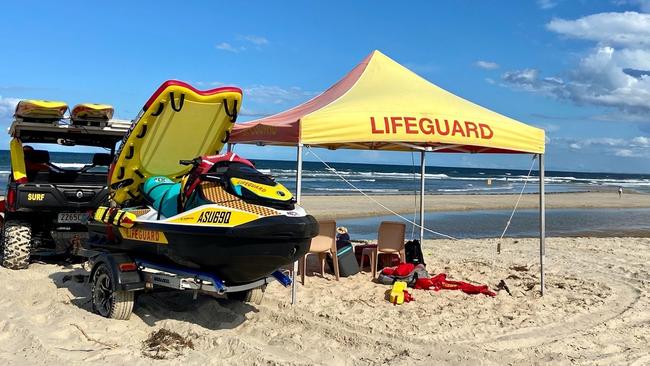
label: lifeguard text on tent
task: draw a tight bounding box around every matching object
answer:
[370,116,494,140]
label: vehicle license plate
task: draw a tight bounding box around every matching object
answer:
[57,213,89,224]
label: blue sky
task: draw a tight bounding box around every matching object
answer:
[1,1,649,173]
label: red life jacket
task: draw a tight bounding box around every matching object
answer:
[182,152,254,201]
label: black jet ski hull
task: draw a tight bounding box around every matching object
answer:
[85,215,318,284]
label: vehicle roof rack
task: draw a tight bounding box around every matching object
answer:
[8,117,131,148]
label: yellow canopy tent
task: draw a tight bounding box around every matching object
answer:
[231,50,547,301]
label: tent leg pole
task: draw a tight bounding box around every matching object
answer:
[226,143,233,153]
[537,154,546,296]
[292,144,304,305]
[419,151,426,242]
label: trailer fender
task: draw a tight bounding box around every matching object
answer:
[90,253,145,291]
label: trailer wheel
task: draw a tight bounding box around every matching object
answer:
[91,263,134,320]
[1,221,32,270]
[227,286,265,305]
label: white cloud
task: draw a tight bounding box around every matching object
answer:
[216,35,269,53]
[632,136,650,146]
[614,148,635,156]
[238,106,274,118]
[193,81,224,87]
[0,96,20,119]
[475,60,499,70]
[499,11,650,117]
[556,136,650,158]
[191,82,313,106]
[237,35,269,46]
[541,123,560,133]
[537,0,559,10]
[215,42,245,53]
[500,68,567,96]
[244,85,314,105]
[548,12,650,47]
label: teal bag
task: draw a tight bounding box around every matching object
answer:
[142,176,181,218]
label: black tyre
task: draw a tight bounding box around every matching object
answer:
[91,263,134,320]
[226,287,265,305]
[1,221,32,270]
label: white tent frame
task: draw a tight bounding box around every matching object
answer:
[229,143,546,304]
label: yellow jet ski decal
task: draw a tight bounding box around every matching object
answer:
[169,207,259,227]
[109,80,242,205]
[230,177,293,202]
[119,227,168,244]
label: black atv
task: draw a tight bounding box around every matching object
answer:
[1,106,129,269]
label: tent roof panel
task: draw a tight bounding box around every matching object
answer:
[231,50,545,154]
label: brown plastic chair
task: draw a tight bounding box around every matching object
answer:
[361,221,406,279]
[298,220,339,284]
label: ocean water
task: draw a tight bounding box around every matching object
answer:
[252,160,650,195]
[1,150,649,195]
[2,150,648,237]
[337,208,650,240]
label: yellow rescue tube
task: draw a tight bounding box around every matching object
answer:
[71,103,114,121]
[389,281,408,305]
[15,100,68,119]
[93,206,137,228]
[9,138,27,183]
[109,80,242,204]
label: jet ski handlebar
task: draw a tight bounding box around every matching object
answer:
[179,158,202,167]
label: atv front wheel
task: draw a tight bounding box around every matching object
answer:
[91,263,134,320]
[1,221,32,270]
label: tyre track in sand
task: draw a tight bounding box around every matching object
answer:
[464,239,649,364]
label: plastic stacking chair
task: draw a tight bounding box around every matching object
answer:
[298,220,340,284]
[361,221,406,279]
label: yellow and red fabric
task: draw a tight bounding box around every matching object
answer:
[231,50,544,154]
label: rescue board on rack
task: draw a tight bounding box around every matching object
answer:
[109,80,242,205]
[71,103,114,122]
[15,100,68,120]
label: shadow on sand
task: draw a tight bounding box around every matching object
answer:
[49,265,258,331]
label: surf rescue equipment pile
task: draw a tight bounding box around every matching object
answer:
[379,263,496,297]
[85,80,318,285]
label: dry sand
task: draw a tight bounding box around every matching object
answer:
[1,237,648,365]
[301,191,650,219]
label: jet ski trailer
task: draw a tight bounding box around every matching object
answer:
[80,80,318,319]
[84,250,292,320]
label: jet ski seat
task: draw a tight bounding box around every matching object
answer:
[142,176,181,218]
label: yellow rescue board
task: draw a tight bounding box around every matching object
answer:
[109,80,242,205]
[71,103,114,121]
[15,100,68,119]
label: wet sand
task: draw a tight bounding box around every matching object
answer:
[301,191,650,219]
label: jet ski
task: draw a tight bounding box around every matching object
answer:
[84,80,317,285]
